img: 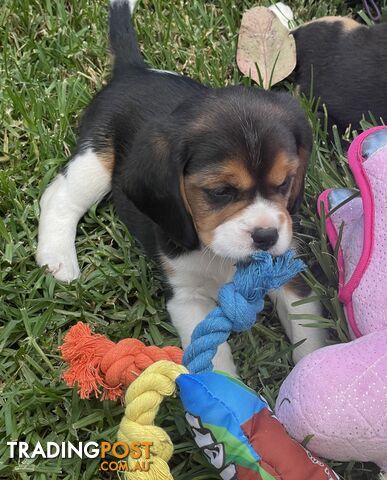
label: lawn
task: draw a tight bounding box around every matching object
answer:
[0,0,385,479]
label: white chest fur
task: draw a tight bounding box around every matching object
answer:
[162,249,238,374]
[164,249,236,302]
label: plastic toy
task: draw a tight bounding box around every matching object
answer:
[276,127,387,473]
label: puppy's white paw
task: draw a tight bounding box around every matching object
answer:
[212,343,238,376]
[292,328,328,364]
[36,243,80,282]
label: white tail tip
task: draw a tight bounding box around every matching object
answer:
[109,0,138,14]
[268,2,294,29]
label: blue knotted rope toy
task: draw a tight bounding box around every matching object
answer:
[183,250,305,374]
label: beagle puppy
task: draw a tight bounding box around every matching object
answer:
[36,0,327,374]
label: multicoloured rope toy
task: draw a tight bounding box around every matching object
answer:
[61,251,339,479]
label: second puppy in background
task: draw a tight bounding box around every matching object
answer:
[271,2,387,136]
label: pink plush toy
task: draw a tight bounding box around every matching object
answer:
[276,126,387,473]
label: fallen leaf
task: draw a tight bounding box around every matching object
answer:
[237,6,296,89]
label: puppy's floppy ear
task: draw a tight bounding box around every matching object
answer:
[288,117,312,214]
[122,120,199,250]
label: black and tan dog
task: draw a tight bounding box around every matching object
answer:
[295,16,387,134]
[272,2,387,135]
[37,0,328,373]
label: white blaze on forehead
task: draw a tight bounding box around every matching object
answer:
[210,195,292,259]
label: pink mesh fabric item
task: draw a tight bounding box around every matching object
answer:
[276,330,387,471]
[318,126,387,337]
[275,127,387,473]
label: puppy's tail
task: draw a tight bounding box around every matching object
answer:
[109,0,145,73]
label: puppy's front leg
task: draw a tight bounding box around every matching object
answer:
[167,288,237,376]
[270,279,328,363]
[37,148,112,282]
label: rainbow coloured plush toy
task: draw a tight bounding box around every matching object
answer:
[276,127,387,473]
[62,251,339,480]
[177,371,338,480]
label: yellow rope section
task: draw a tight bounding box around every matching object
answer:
[117,360,188,479]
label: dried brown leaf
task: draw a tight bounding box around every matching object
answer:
[237,6,296,89]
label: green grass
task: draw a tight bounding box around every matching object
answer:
[0,0,385,479]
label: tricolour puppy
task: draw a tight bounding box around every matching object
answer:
[37,0,327,373]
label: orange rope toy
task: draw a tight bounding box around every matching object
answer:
[60,322,183,400]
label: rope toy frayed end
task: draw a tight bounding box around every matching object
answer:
[60,323,183,400]
[60,322,114,399]
[234,250,306,301]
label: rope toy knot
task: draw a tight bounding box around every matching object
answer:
[118,361,187,479]
[60,323,183,400]
[218,284,264,332]
[183,250,305,373]
[101,341,183,393]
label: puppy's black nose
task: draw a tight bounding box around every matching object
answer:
[251,227,279,250]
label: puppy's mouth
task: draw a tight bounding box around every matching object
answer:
[206,212,293,261]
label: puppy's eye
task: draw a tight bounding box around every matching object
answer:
[206,185,237,204]
[277,176,292,194]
